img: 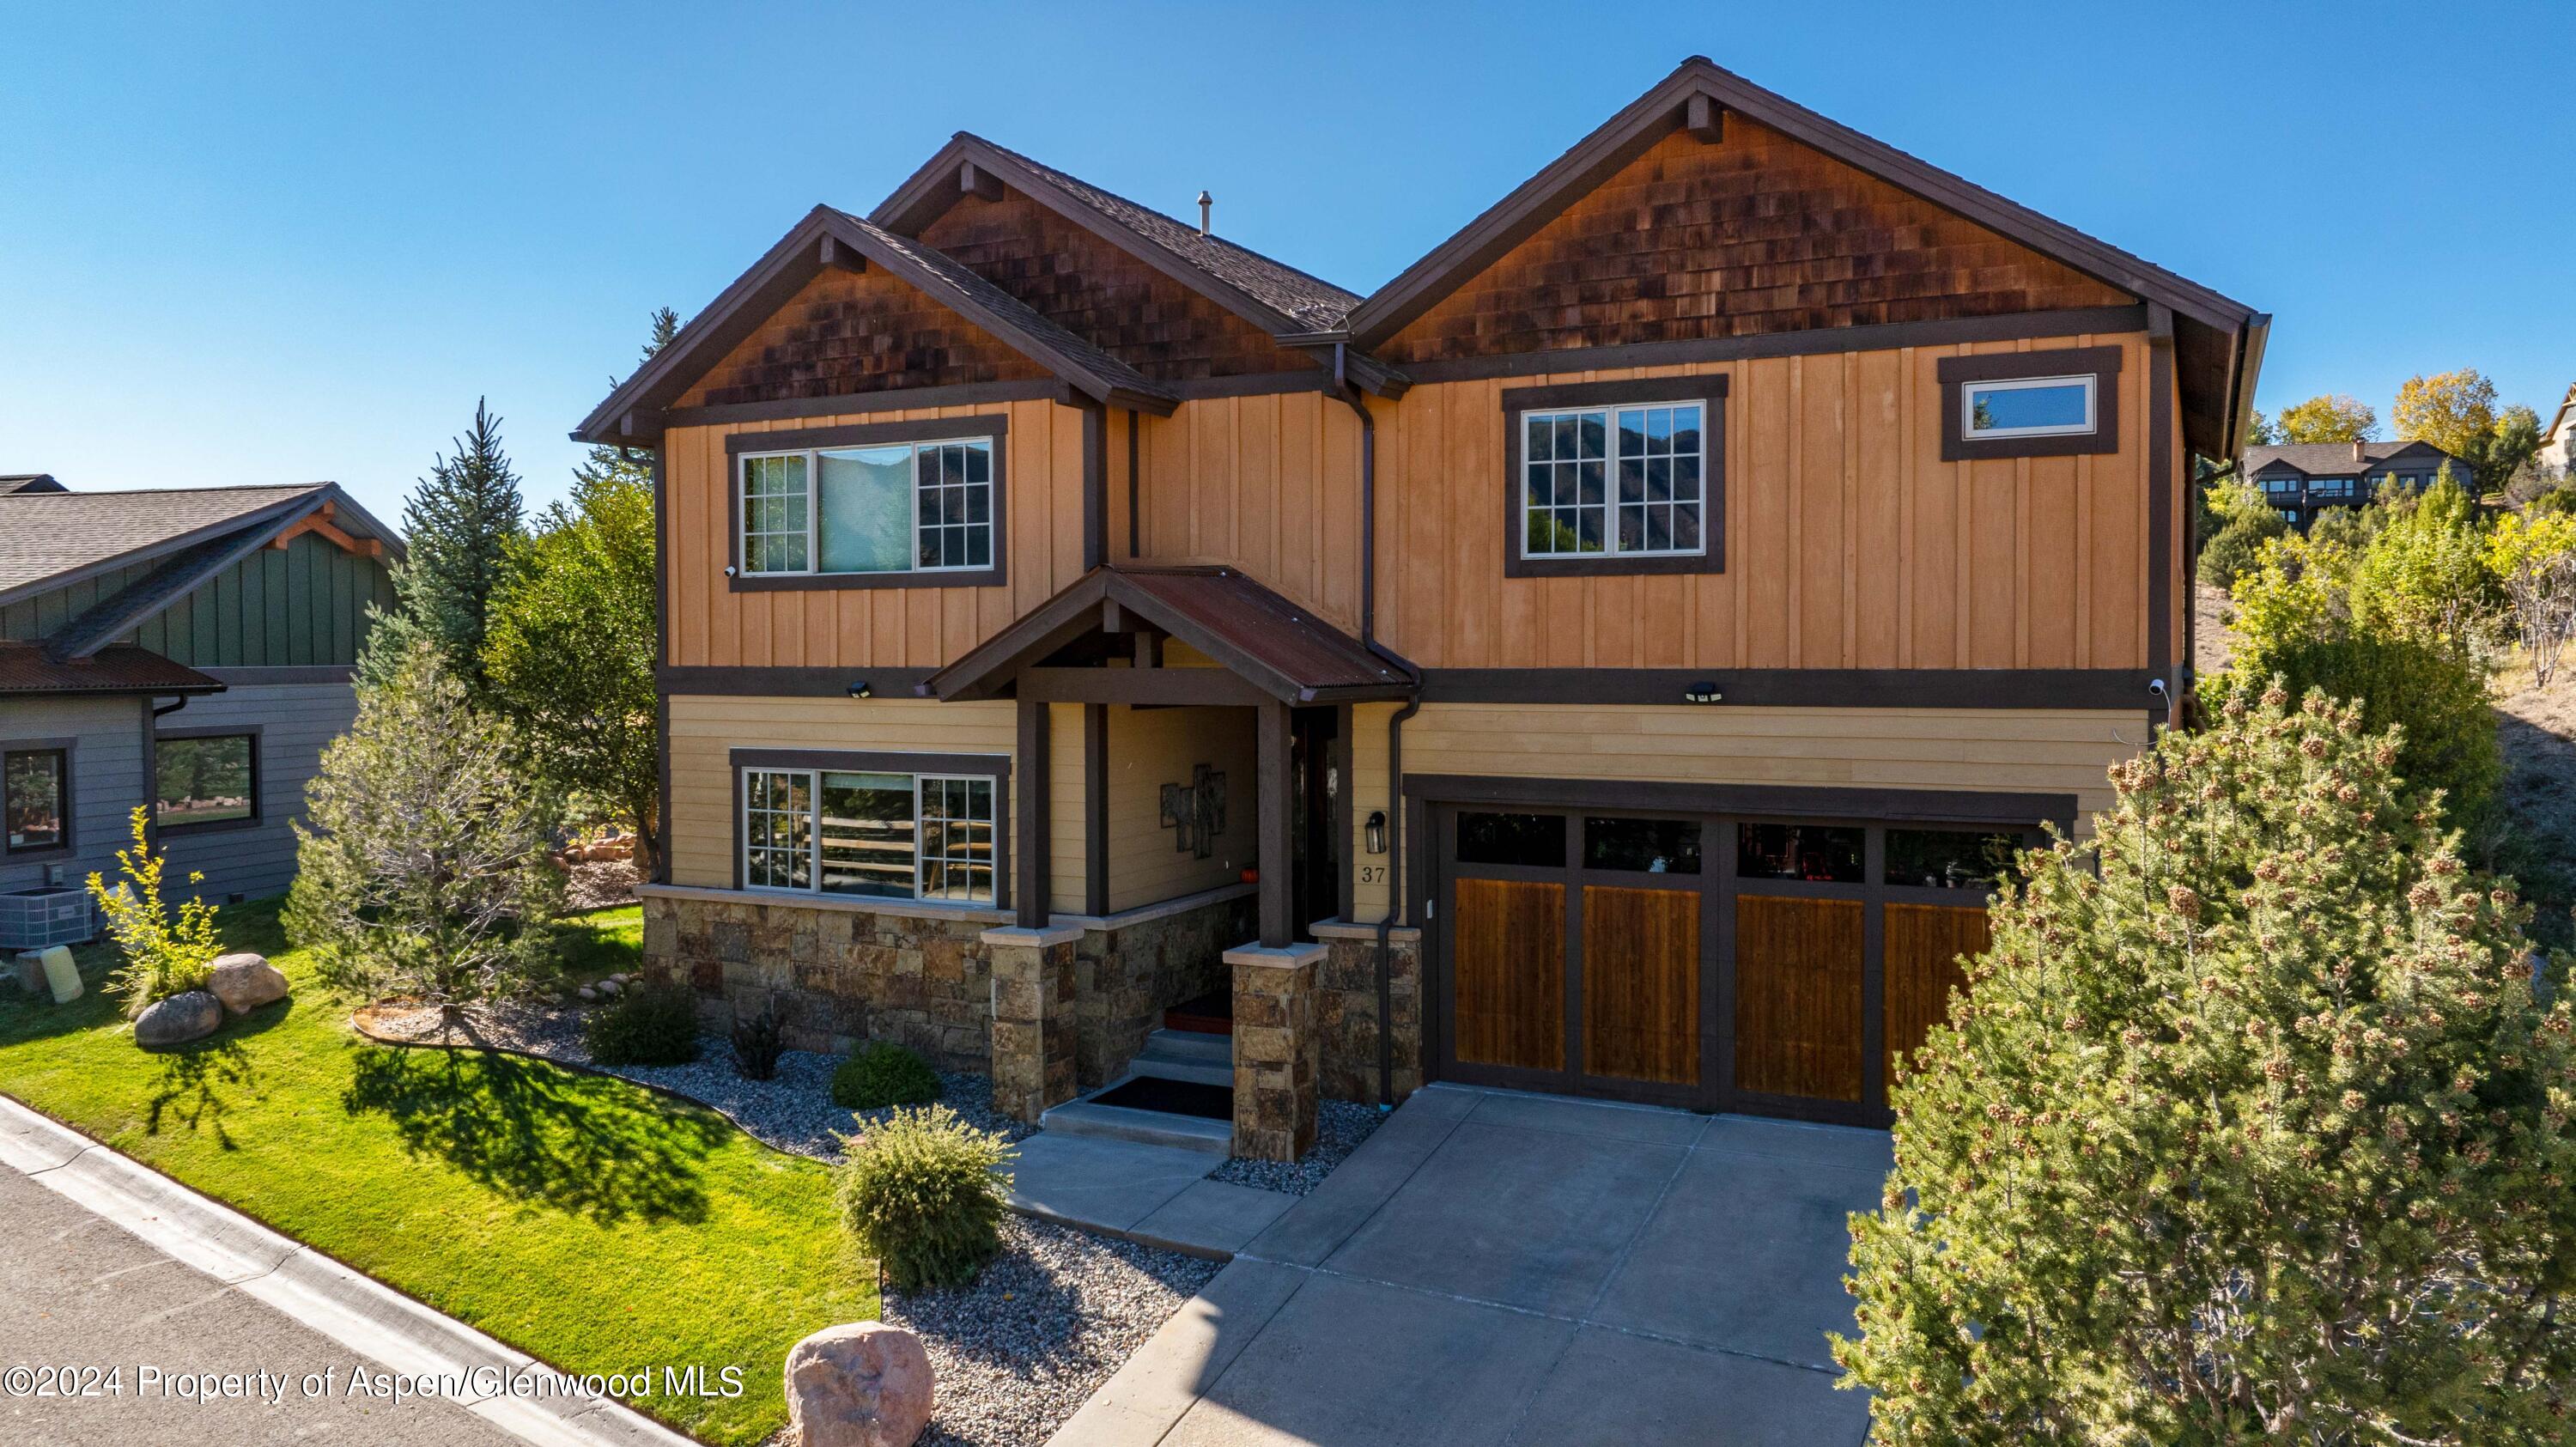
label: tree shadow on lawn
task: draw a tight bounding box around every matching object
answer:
[341,1043,728,1226]
[143,1001,291,1150]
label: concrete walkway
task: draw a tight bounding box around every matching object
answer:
[1048,1085,1886,1447]
[0,1095,689,1447]
[1006,1132,1293,1259]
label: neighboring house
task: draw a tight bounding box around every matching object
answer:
[2541,382,2576,477]
[577,57,2266,1144]
[0,482,399,941]
[2243,439,2468,530]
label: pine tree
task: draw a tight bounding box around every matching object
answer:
[1837,679,2576,1443]
[363,398,524,695]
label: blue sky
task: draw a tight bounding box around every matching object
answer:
[5,2,2567,524]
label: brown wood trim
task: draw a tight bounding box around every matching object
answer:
[1168,369,1334,400]
[1936,345,2124,462]
[1417,667,2158,710]
[2148,305,2176,692]
[653,444,672,885]
[1333,702,1356,926]
[1083,703,1109,916]
[724,425,1007,593]
[724,412,1012,453]
[726,746,1012,909]
[665,380,1072,432]
[1503,386,1726,580]
[1400,307,2149,386]
[1017,666,1273,707]
[1079,400,1106,572]
[1125,408,1141,559]
[1016,698,1050,927]
[659,666,939,696]
[1402,774,2078,831]
[1257,700,1291,946]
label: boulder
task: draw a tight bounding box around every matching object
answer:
[208,952,289,1015]
[577,986,598,1003]
[784,1322,933,1447]
[595,977,622,998]
[134,991,222,1048]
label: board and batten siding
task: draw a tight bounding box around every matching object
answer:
[0,696,145,897]
[1344,701,2141,920]
[0,532,393,667]
[663,398,1097,672]
[155,678,361,903]
[1128,391,1366,635]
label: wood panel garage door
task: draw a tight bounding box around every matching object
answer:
[1433,799,2027,1123]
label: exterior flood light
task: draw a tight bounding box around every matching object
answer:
[1364,810,1388,855]
[1683,681,1723,704]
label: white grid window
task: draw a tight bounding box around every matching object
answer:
[737,436,993,577]
[744,767,997,905]
[1522,402,1704,557]
[1962,375,2096,440]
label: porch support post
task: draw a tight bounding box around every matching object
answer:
[1256,698,1291,947]
[1017,695,1051,928]
[1228,940,1326,1160]
[1083,703,1109,916]
[984,923,1082,1122]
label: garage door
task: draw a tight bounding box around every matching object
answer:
[1433,805,2021,1123]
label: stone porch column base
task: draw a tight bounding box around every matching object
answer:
[984,924,1083,1123]
[1226,940,1327,1161]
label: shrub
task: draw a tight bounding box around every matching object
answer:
[730,1008,784,1081]
[1838,679,2576,1444]
[585,983,700,1066]
[836,1104,1013,1291]
[2195,482,2287,589]
[2255,632,2504,837]
[832,1042,941,1110]
[85,806,221,1018]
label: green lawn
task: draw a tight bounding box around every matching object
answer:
[0,900,871,1445]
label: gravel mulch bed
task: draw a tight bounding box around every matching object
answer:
[883,1215,1223,1447]
[563,860,641,910]
[1206,1097,1383,1195]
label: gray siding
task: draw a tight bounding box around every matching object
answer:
[155,677,361,904]
[1,696,147,897]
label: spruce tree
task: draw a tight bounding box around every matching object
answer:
[364,398,523,695]
[1838,679,2576,1442]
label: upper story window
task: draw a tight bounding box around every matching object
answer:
[1521,402,1705,560]
[1937,345,2123,462]
[726,415,1009,592]
[1960,375,2096,441]
[1500,374,1728,579]
[2261,474,2304,496]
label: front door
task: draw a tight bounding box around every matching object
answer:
[1431,803,2021,1123]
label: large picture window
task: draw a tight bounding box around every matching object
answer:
[741,765,999,904]
[4,747,68,853]
[155,732,258,832]
[738,435,995,579]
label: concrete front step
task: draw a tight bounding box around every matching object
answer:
[1127,1048,1234,1088]
[1041,1098,1232,1154]
[1139,1027,1231,1066]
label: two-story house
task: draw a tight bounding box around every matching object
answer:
[578,58,2266,1152]
[0,478,399,948]
[2244,438,2467,529]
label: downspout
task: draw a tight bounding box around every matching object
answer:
[1332,341,1417,1110]
[145,695,193,849]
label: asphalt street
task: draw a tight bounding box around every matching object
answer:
[0,1161,519,1447]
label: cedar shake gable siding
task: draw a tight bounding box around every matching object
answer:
[1382,124,2134,367]
[677,257,1060,409]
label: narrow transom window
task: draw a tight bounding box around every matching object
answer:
[1521,402,1704,559]
[744,767,996,904]
[739,436,994,577]
[1961,375,2095,440]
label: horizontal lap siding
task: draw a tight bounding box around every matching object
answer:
[1346,701,2137,920]
[1370,333,2156,672]
[155,682,360,903]
[666,695,1017,892]
[0,697,143,896]
[665,398,1091,671]
[1103,705,1255,914]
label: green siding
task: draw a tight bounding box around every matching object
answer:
[3,533,393,666]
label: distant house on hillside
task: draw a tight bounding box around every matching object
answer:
[0,480,399,945]
[2243,439,2468,531]
[2541,383,2576,478]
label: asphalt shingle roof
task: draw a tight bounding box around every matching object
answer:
[0,484,325,599]
[2244,441,2456,477]
[969,135,1363,331]
[0,641,224,696]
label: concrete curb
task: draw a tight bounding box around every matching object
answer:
[0,1091,702,1447]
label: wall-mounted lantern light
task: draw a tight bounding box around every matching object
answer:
[847,680,872,699]
[1682,680,1723,704]
[1364,810,1388,855]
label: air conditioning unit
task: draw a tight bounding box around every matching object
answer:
[0,887,96,951]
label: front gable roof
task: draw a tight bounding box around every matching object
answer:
[574,209,1182,445]
[2244,440,2461,478]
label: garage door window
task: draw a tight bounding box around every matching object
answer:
[1884,829,2020,891]
[1456,812,1565,867]
[1735,823,1862,882]
[1583,817,1700,873]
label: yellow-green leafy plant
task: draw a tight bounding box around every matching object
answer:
[835,1103,1013,1291]
[2486,509,2576,688]
[86,806,222,1018]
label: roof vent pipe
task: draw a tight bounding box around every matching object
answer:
[1196,191,1212,236]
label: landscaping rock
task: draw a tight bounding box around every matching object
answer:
[785,1321,934,1447]
[595,977,622,998]
[134,991,222,1048]
[208,952,289,1015]
[12,951,43,996]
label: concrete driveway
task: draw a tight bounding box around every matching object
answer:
[1051,1084,1886,1447]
